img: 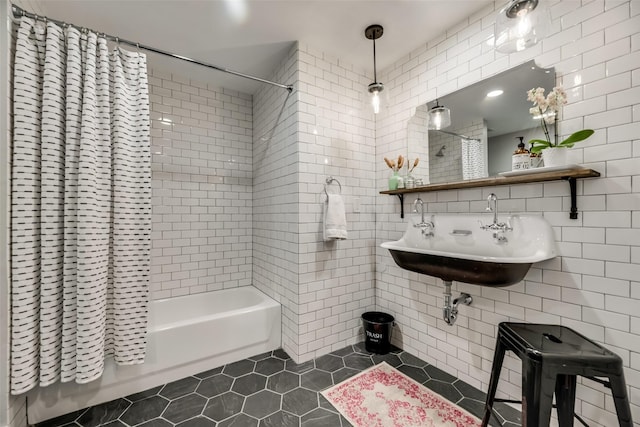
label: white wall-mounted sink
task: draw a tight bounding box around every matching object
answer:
[381,212,557,287]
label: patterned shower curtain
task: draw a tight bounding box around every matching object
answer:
[461,138,486,180]
[10,18,151,394]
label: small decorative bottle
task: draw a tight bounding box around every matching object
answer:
[388,171,400,190]
[529,142,542,168]
[511,137,531,171]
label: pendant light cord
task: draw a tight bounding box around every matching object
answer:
[372,37,378,83]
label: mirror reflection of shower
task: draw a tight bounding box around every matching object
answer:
[429,128,486,182]
[407,60,556,183]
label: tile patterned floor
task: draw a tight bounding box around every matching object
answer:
[35,343,521,427]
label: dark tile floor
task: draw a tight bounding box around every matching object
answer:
[35,343,521,427]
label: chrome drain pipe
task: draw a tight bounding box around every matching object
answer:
[443,281,472,325]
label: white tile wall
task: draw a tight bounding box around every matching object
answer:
[253,42,377,364]
[295,43,377,362]
[252,44,302,362]
[375,1,640,425]
[148,69,253,300]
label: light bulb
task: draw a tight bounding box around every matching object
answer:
[371,90,381,114]
[432,113,442,129]
[495,0,550,54]
[368,82,384,115]
[518,15,531,33]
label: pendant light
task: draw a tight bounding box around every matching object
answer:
[494,0,550,53]
[365,24,384,114]
[427,100,451,130]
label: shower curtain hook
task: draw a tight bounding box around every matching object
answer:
[10,6,24,25]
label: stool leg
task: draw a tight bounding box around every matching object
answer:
[482,337,506,427]
[608,374,633,426]
[555,374,576,427]
[523,362,556,427]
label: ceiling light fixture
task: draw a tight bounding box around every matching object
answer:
[487,89,504,98]
[365,24,384,114]
[428,100,451,130]
[494,0,550,54]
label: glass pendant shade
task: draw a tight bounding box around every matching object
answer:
[369,82,384,114]
[495,0,550,54]
[365,24,385,114]
[428,105,451,130]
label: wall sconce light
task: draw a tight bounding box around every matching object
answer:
[495,0,550,54]
[428,100,451,130]
[365,24,384,114]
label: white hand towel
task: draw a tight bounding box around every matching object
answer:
[324,193,347,240]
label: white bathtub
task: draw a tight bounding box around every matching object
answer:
[27,286,281,424]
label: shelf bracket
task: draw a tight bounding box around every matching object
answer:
[564,177,578,219]
[396,194,405,219]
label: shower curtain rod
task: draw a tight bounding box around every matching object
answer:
[433,129,480,142]
[11,4,294,93]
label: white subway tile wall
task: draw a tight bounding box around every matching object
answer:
[253,43,377,364]
[375,1,639,425]
[148,69,253,300]
[252,44,302,362]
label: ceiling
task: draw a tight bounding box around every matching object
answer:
[27,0,494,94]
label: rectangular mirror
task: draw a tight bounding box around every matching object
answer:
[407,60,555,185]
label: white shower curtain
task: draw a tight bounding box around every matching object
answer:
[10,18,151,394]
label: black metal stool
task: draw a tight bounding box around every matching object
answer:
[482,323,633,427]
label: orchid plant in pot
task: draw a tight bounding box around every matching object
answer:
[527,86,594,167]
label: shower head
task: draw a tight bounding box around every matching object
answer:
[435,145,446,157]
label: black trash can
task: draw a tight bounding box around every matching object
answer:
[362,311,395,354]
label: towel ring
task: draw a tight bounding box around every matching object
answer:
[324,177,342,196]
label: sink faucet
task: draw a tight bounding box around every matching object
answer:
[480,193,512,242]
[413,198,434,237]
[487,193,498,224]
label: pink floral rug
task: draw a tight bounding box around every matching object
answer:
[322,362,482,427]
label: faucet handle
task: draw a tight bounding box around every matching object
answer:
[480,220,512,232]
[414,219,434,229]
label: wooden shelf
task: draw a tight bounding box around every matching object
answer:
[380,168,600,219]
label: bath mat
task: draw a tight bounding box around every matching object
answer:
[322,362,481,427]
